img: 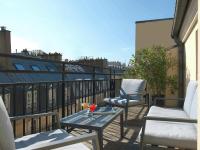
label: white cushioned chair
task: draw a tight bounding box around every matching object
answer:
[0,96,99,150]
[104,79,148,124]
[139,80,198,149]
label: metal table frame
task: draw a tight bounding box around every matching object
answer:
[60,107,124,150]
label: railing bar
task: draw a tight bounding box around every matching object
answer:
[38,83,41,132]
[57,82,59,113]
[70,81,73,115]
[31,84,34,134]
[61,62,65,119]
[92,67,95,103]
[74,82,77,113]
[110,69,112,97]
[22,85,26,136]
[100,80,103,98]
[45,83,48,131]
[0,80,64,86]
[81,80,84,104]
[88,81,90,101]
[78,81,81,109]
[0,75,123,86]
[52,83,54,111]
[66,82,69,116]
[54,83,58,129]
[113,70,116,97]
[12,85,16,138]
[0,69,123,76]
[107,79,109,97]
[84,81,86,103]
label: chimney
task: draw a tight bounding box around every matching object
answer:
[0,26,11,54]
[0,26,12,70]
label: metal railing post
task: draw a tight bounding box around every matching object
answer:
[61,62,65,118]
[12,85,16,137]
[92,67,96,103]
[109,68,112,97]
[113,69,116,97]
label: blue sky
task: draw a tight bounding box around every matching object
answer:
[0,0,175,64]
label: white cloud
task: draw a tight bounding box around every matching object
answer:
[11,36,40,52]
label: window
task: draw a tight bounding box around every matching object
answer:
[46,66,55,72]
[31,65,40,71]
[14,64,25,70]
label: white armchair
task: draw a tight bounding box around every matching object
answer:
[0,96,99,150]
[104,79,148,124]
[139,80,198,149]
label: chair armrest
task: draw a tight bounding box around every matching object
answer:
[153,97,184,105]
[144,116,197,123]
[32,132,100,150]
[140,115,197,146]
[10,112,56,121]
[126,92,147,100]
[126,92,150,108]
[10,112,61,128]
[126,92,147,96]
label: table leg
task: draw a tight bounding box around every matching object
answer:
[120,113,124,138]
[97,129,103,150]
[89,129,92,133]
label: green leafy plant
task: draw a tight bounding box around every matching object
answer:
[129,46,177,96]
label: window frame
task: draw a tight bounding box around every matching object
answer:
[31,65,41,71]
[46,66,55,72]
[14,63,25,70]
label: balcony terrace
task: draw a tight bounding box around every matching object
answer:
[1,53,143,149]
[0,49,198,150]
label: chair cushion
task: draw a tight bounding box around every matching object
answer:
[104,97,145,106]
[0,96,16,150]
[183,80,198,115]
[15,129,90,150]
[189,88,198,119]
[143,120,197,149]
[148,106,188,118]
[120,79,146,100]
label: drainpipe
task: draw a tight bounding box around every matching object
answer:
[173,36,185,99]
[171,0,189,98]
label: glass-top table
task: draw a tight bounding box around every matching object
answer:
[60,107,124,150]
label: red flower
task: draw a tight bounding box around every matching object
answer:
[89,104,97,112]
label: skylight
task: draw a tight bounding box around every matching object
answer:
[46,66,55,72]
[31,65,40,71]
[14,64,25,70]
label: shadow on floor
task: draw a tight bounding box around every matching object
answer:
[103,141,139,150]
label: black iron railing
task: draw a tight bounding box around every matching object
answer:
[0,53,123,137]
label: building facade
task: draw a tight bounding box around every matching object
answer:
[172,0,198,84]
[135,18,179,100]
[171,0,199,148]
[136,18,176,51]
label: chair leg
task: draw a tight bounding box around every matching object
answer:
[125,106,128,126]
[140,142,144,150]
[140,133,145,150]
[140,118,147,150]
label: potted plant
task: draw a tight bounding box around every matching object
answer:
[128,46,178,106]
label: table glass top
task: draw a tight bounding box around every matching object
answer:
[60,107,123,128]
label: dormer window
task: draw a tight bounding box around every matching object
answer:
[31,65,40,71]
[46,66,55,72]
[14,64,25,70]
